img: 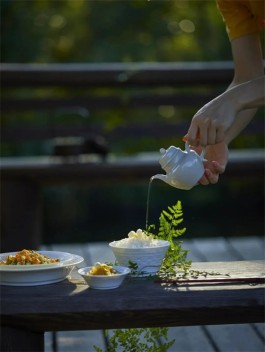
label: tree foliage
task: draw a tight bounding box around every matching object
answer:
[1,0,231,63]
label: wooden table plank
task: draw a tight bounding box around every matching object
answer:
[1,261,264,331]
[192,238,265,352]
[205,324,265,352]
[3,240,265,352]
[84,242,116,265]
[42,244,107,352]
[227,236,265,260]
[45,330,106,352]
[42,238,265,352]
[163,325,218,352]
[191,237,241,262]
[159,241,232,351]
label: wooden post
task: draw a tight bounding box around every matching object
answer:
[1,326,44,352]
[0,179,42,252]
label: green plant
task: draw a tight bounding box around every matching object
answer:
[94,328,174,352]
[94,200,189,352]
[150,200,191,278]
[94,200,228,351]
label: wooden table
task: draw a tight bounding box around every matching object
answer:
[1,260,264,352]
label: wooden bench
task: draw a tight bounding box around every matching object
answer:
[1,62,264,252]
[1,237,264,352]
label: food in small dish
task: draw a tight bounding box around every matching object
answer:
[0,249,60,265]
[88,262,118,276]
[78,265,130,289]
[109,229,170,276]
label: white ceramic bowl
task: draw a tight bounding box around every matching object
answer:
[78,266,130,289]
[109,240,170,276]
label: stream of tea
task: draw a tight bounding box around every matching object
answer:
[145,176,155,231]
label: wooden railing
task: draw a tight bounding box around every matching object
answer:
[1,62,264,252]
[1,62,235,143]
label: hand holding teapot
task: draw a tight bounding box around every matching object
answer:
[152,142,206,190]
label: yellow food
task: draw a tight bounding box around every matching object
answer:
[88,263,117,276]
[0,249,60,265]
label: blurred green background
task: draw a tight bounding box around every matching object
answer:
[1,0,264,243]
[2,0,231,63]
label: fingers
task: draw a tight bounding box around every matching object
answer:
[198,173,211,185]
[212,160,226,174]
[186,117,214,147]
[185,103,230,146]
[186,122,226,147]
[182,134,188,142]
[215,126,225,144]
[199,169,220,185]
[187,124,200,146]
[198,160,226,186]
[198,123,208,147]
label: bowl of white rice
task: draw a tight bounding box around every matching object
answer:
[109,229,170,276]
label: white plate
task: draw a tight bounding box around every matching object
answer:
[0,251,84,286]
[0,251,75,271]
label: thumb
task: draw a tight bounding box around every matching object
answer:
[182,134,188,142]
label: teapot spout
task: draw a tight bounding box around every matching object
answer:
[152,174,169,184]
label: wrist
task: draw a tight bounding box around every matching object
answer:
[233,76,265,111]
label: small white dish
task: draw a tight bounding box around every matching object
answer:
[78,266,130,289]
[0,252,84,286]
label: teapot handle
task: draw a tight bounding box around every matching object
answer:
[185,141,206,161]
[200,147,206,161]
[184,141,191,152]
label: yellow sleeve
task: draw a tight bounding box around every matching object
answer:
[216,0,265,40]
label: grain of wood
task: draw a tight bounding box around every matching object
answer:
[40,237,264,352]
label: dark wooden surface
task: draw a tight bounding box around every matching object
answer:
[1,62,234,87]
[1,237,264,352]
[42,238,265,352]
[1,261,264,331]
[2,327,44,352]
[42,237,265,352]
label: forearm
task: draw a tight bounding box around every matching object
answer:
[229,75,265,111]
[224,75,264,144]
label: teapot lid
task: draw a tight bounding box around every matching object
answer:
[159,145,185,172]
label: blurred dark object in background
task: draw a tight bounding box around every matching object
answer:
[53,136,108,160]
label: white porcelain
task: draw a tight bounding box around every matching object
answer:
[153,142,206,190]
[78,266,130,289]
[0,251,84,286]
[0,251,75,271]
[109,240,170,276]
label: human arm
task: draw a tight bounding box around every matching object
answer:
[220,33,264,144]
[191,33,264,185]
[186,33,264,147]
[231,75,264,109]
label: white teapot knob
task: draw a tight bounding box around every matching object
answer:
[159,145,186,173]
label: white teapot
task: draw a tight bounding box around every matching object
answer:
[152,142,206,190]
